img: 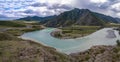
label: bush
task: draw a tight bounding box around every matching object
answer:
[116,40,120,46]
[54,33,62,38]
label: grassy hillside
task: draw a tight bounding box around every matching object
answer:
[0,32,16,41]
[0,21,26,27]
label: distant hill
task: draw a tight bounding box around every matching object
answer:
[40,8,120,27]
[17,16,56,21]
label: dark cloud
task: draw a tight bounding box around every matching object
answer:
[23,9,42,16]
[111,9,120,13]
[98,0,119,9]
[22,9,48,17]
[48,4,73,10]
[0,14,8,18]
[31,3,47,7]
[42,11,54,16]
[24,9,35,14]
[109,0,119,2]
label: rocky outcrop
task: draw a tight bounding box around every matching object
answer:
[70,45,120,62]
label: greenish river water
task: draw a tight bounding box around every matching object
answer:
[21,28,120,54]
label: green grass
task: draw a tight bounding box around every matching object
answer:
[5,28,41,36]
[58,26,101,38]
[0,21,43,36]
[105,23,120,27]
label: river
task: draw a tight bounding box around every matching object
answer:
[21,28,120,54]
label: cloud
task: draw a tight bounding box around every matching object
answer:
[111,2,120,12]
[31,3,47,7]
[90,0,108,3]
[0,14,17,20]
[1,0,120,20]
[48,4,72,10]
[0,14,8,18]
[23,9,36,14]
[72,0,120,17]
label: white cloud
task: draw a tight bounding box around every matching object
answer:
[111,2,120,11]
[36,0,73,5]
[90,0,108,3]
[37,7,48,12]
[116,13,120,17]
[61,0,73,4]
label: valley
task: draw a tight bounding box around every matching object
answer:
[0,21,120,62]
[0,8,120,62]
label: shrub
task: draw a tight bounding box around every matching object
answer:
[116,40,120,46]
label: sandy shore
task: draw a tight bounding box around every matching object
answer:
[106,30,116,38]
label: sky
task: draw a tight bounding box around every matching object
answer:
[0,0,120,20]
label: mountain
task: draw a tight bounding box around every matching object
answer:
[93,12,118,23]
[41,8,120,27]
[17,16,56,21]
[115,18,120,23]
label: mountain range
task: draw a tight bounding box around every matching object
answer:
[17,16,56,21]
[17,8,120,27]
